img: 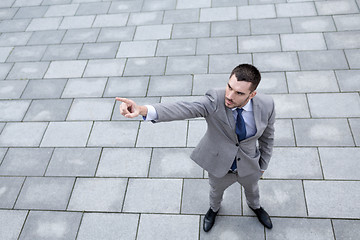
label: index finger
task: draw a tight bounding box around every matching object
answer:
[115,97,131,103]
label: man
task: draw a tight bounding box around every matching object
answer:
[116,64,275,231]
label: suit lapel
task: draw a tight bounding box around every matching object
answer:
[242,96,261,142]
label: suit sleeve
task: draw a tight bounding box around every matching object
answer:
[151,89,218,122]
[258,99,275,170]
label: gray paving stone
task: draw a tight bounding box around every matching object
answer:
[97,27,135,42]
[0,0,15,8]
[276,2,317,17]
[298,50,348,70]
[123,178,182,213]
[67,98,114,120]
[266,218,334,240]
[79,42,118,59]
[24,99,72,121]
[93,13,129,27]
[42,0,71,5]
[149,148,202,178]
[19,211,82,240]
[345,49,360,69]
[27,30,65,45]
[117,41,157,58]
[177,0,210,9]
[254,52,299,72]
[212,0,247,7]
[88,121,139,147]
[112,97,160,121]
[304,180,360,218]
[148,75,193,96]
[192,74,228,95]
[77,213,139,240]
[96,148,151,177]
[26,17,62,31]
[336,70,360,92]
[200,7,237,22]
[199,216,264,239]
[349,118,360,146]
[319,147,360,180]
[258,72,288,94]
[0,122,47,147]
[273,119,295,146]
[0,32,32,47]
[308,93,360,118]
[84,59,126,77]
[293,119,354,146]
[187,120,207,147]
[0,8,18,20]
[0,148,53,176]
[0,210,27,240]
[238,4,276,19]
[182,179,242,215]
[333,220,360,240]
[163,9,199,24]
[0,19,30,33]
[142,0,176,11]
[45,3,79,16]
[287,71,339,93]
[291,16,336,33]
[76,2,110,15]
[8,62,49,80]
[41,122,92,147]
[0,177,24,208]
[157,39,196,56]
[46,148,100,177]
[42,44,82,61]
[0,126,5,136]
[15,177,74,210]
[251,18,292,35]
[45,60,87,79]
[137,121,187,147]
[172,22,210,39]
[108,0,142,13]
[128,11,163,26]
[0,100,30,121]
[137,214,199,240]
[62,28,100,44]
[7,46,47,62]
[134,24,172,40]
[281,33,326,51]
[62,78,106,98]
[124,57,166,76]
[104,76,148,98]
[13,6,48,19]
[59,15,95,29]
[197,37,237,55]
[211,20,250,37]
[243,180,307,217]
[14,0,43,7]
[238,35,281,53]
[325,31,360,49]
[0,80,28,99]
[315,0,359,15]
[166,56,208,75]
[265,148,322,179]
[68,178,127,211]
[22,79,67,99]
[0,63,13,79]
[334,14,360,31]
[209,54,252,74]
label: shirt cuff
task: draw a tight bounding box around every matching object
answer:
[143,105,158,121]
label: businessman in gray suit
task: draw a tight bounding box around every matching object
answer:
[116,64,275,231]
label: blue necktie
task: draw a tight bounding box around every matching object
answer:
[231,108,247,171]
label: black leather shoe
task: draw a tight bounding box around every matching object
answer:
[203,208,218,232]
[250,207,273,229]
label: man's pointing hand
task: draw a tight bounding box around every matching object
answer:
[115,97,148,118]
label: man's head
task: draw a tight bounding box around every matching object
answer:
[225,64,261,109]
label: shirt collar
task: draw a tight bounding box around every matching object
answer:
[231,99,253,112]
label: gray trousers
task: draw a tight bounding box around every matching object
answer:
[209,171,263,212]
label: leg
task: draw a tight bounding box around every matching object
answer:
[208,173,237,212]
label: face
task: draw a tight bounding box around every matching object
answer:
[225,74,257,109]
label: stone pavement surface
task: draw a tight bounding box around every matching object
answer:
[0,0,360,239]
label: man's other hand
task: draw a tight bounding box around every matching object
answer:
[115,97,147,118]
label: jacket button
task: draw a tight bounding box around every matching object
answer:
[236,143,239,147]
[237,158,240,161]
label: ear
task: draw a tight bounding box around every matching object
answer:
[249,91,257,99]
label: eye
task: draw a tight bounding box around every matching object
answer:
[237,92,244,95]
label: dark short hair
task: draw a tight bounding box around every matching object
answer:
[230,64,261,92]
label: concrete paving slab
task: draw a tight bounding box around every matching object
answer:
[177,0,211,9]
[15,177,74,210]
[96,148,151,177]
[108,0,142,13]
[0,148,6,162]
[26,17,62,31]
[251,18,292,35]
[42,44,82,61]
[84,59,126,77]
[345,49,360,69]
[286,71,339,93]
[97,26,135,42]
[14,0,43,7]
[93,13,129,27]
[62,77,107,98]
[187,120,207,147]
[13,6,47,19]
[167,56,208,75]
[0,7,18,20]
[197,37,237,55]
[298,50,349,70]
[163,9,199,24]
[258,72,288,94]
[67,98,114,121]
[325,31,360,49]
[0,63,14,79]
[45,60,87,79]
[24,99,72,121]
[68,178,127,212]
[211,20,250,37]
[128,11,163,26]
[172,23,210,39]
[46,148,101,177]
[273,119,295,146]
[0,177,25,208]
[0,19,30,33]
[142,0,176,11]
[192,74,228,95]
[254,52,299,71]
[0,80,28,99]
[156,39,196,56]
[209,54,252,73]
[333,14,360,31]
[7,62,49,80]
[238,4,276,19]
[276,2,317,17]
[104,76,149,98]
[333,219,360,240]
[117,41,157,58]
[45,3,79,17]
[0,210,27,240]
[200,7,237,22]
[134,24,172,40]
[271,94,310,118]
[349,118,360,146]
[291,16,336,33]
[27,30,65,45]
[59,15,95,29]
[0,32,32,47]
[76,2,110,15]
[336,70,360,91]
[212,0,247,7]
[315,0,359,15]
[62,28,100,44]
[124,57,166,76]
[238,35,281,53]
[281,33,327,51]
[147,75,193,96]
[0,47,12,62]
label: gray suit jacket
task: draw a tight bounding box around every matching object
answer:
[153,89,275,178]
